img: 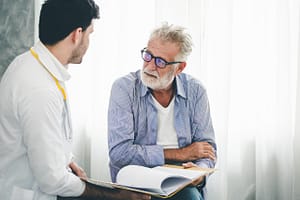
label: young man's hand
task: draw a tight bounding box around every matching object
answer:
[69,162,88,180]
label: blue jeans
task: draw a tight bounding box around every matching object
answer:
[152,186,204,200]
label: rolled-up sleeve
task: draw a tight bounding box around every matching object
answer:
[192,85,217,169]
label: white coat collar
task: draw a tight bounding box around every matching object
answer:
[31,41,71,82]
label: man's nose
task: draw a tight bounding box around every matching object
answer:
[146,58,157,70]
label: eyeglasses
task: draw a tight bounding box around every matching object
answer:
[141,48,183,69]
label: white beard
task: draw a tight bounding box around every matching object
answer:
[140,67,175,90]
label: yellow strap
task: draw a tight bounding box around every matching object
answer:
[30,48,67,100]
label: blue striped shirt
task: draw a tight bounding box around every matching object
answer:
[108,70,216,182]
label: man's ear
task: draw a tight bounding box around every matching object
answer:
[175,62,186,75]
[71,27,83,45]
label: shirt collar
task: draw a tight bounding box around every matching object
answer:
[175,75,187,99]
[31,41,71,82]
[141,82,149,97]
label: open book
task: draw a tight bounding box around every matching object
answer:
[87,164,215,198]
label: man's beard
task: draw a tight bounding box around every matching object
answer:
[69,40,87,64]
[140,67,175,90]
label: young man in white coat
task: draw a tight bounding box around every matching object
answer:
[0,0,150,200]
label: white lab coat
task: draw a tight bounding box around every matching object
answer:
[0,41,85,200]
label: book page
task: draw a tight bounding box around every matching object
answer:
[86,179,166,197]
[159,176,191,195]
[116,165,189,195]
[154,166,208,180]
[86,179,115,189]
[87,165,215,198]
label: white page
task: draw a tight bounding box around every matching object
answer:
[116,165,176,194]
[160,176,191,195]
[116,165,189,195]
[154,166,207,180]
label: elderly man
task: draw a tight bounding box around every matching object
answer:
[108,23,217,200]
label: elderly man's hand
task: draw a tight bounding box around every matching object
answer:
[182,162,204,186]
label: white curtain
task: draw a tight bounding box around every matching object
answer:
[202,0,300,199]
[64,0,300,199]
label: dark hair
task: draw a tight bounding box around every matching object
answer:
[39,0,100,45]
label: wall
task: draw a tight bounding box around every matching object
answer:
[0,0,35,79]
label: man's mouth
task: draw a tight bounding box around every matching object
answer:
[144,71,158,78]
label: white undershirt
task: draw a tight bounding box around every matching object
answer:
[152,95,179,149]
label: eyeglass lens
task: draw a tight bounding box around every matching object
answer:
[141,50,167,68]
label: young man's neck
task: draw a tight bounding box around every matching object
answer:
[45,41,70,66]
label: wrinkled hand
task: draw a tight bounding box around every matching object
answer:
[69,162,88,181]
[182,162,204,186]
[183,142,216,161]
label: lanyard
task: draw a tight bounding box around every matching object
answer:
[30,47,72,140]
[30,48,67,101]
